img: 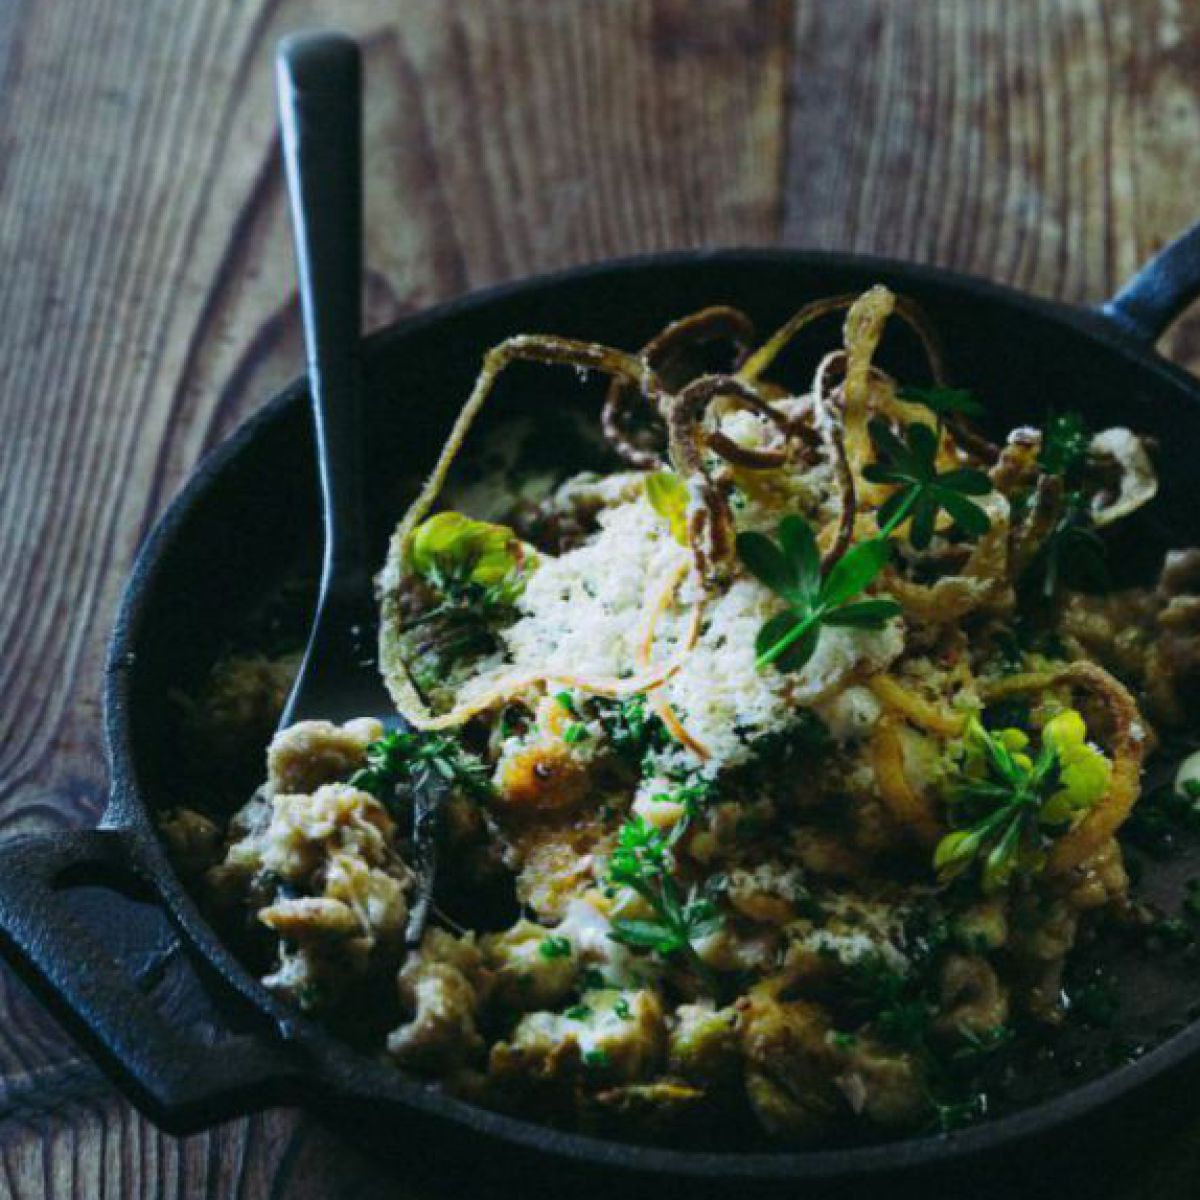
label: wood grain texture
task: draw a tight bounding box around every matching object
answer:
[2,0,1200,1195]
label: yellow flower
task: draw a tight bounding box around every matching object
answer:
[1042,708,1111,815]
[960,720,1028,778]
[996,728,1029,752]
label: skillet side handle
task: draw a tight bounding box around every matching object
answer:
[0,828,299,1131]
[1102,221,1200,345]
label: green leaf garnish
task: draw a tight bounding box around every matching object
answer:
[737,515,901,672]
[563,722,590,745]
[899,385,985,420]
[1038,411,1091,480]
[934,713,1110,892]
[605,816,723,993]
[865,419,993,550]
[594,694,671,765]
[539,935,572,960]
[350,729,493,804]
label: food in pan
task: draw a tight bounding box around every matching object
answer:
[161,285,1200,1145]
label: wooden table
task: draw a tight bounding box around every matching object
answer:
[4,1,1200,1194]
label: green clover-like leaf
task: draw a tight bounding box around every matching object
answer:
[865,418,993,550]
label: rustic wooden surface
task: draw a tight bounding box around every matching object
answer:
[4,0,1200,1195]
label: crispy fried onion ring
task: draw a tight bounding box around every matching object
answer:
[380,334,681,729]
[979,661,1145,874]
[602,305,756,469]
[881,492,1014,622]
[871,715,943,846]
[868,674,968,737]
[1087,428,1158,527]
[1008,474,1064,580]
[665,373,810,582]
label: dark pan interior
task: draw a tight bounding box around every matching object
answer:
[109,250,1200,1186]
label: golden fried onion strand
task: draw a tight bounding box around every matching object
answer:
[602,305,756,469]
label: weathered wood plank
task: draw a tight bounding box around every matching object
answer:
[785,0,1200,369]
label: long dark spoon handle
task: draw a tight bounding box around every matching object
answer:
[275,31,393,728]
[276,31,367,595]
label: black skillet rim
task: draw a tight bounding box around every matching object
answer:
[101,245,1200,1183]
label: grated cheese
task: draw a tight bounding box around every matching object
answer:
[462,489,904,776]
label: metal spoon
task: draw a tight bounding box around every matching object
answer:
[275,30,441,945]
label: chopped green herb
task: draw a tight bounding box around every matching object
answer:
[950,1024,1014,1065]
[1038,412,1091,480]
[874,998,932,1049]
[565,1004,593,1020]
[613,998,632,1020]
[594,694,670,764]
[350,729,492,804]
[583,1048,611,1069]
[539,936,572,960]
[555,690,578,716]
[563,722,590,746]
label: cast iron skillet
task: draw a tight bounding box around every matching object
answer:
[4,233,1200,1196]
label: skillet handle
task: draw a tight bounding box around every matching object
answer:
[1101,221,1200,344]
[0,827,299,1130]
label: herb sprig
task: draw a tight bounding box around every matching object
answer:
[935,714,1109,892]
[1028,496,1110,598]
[605,816,723,992]
[737,515,901,671]
[1022,412,1111,599]
[350,729,493,805]
[865,418,993,550]
[1038,411,1091,480]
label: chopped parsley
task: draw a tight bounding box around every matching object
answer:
[349,729,492,805]
[539,936,572,960]
[594,693,670,764]
[563,722,590,746]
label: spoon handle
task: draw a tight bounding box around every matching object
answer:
[276,31,367,591]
